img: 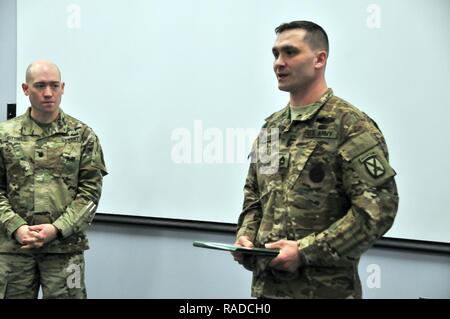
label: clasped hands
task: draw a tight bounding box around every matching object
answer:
[14,224,59,250]
[233,236,301,273]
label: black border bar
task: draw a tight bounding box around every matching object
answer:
[94,213,450,255]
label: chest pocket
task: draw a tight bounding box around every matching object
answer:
[286,140,317,189]
[1,139,34,177]
[38,140,82,177]
[59,142,82,176]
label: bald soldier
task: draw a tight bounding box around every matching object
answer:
[0,60,107,298]
[233,21,399,298]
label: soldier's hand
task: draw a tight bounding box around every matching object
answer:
[14,225,41,249]
[28,224,59,244]
[232,236,254,265]
[266,240,300,273]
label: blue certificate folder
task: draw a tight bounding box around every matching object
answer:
[193,241,279,257]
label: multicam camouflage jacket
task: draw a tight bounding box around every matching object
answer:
[0,108,107,253]
[237,89,399,298]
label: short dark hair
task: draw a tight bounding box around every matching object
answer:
[275,21,329,55]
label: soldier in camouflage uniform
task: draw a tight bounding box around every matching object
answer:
[234,21,399,298]
[0,60,107,298]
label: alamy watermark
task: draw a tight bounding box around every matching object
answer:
[366,4,381,29]
[66,4,81,29]
[366,263,381,288]
[170,120,280,174]
[66,263,81,289]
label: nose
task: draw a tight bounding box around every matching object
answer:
[274,55,286,69]
[43,85,53,97]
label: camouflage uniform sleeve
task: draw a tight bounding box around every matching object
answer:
[0,141,28,238]
[236,157,263,243]
[297,113,399,267]
[53,127,108,238]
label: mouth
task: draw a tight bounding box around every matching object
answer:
[276,73,289,81]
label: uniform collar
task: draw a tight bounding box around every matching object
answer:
[291,88,334,122]
[265,88,334,124]
[21,107,69,136]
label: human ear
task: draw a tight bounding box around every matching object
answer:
[22,83,30,96]
[315,51,327,69]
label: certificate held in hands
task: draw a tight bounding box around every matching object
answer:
[193,241,279,257]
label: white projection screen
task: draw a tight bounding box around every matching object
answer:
[16,0,450,243]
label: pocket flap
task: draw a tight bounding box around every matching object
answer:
[339,132,378,161]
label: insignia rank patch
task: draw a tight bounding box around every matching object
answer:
[363,155,385,178]
[279,152,290,168]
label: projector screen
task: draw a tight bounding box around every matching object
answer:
[16,0,450,243]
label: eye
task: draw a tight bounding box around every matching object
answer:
[272,49,279,59]
[52,83,60,89]
[286,48,297,56]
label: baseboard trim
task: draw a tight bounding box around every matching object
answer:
[94,213,450,255]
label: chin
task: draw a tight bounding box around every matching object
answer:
[39,107,58,115]
[277,85,291,92]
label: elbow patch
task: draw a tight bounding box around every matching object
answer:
[339,132,396,187]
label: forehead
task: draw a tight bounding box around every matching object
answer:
[273,29,308,49]
[29,65,61,83]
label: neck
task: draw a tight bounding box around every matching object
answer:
[289,78,328,107]
[30,108,60,124]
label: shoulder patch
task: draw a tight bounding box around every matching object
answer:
[361,154,385,178]
[340,132,396,186]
